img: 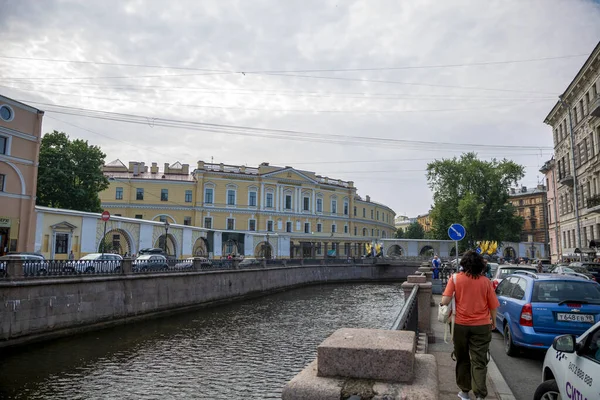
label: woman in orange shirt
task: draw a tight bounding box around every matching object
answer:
[441,251,500,400]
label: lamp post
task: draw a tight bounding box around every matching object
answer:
[164,220,170,254]
[265,233,270,259]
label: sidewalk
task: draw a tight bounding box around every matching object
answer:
[429,295,516,400]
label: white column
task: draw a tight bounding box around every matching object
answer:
[260,183,265,210]
[296,187,301,211]
[312,189,316,215]
[276,184,281,211]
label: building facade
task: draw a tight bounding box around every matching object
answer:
[416,213,432,233]
[0,95,44,255]
[540,159,561,263]
[99,160,396,259]
[508,185,549,253]
[394,215,415,234]
[544,41,600,259]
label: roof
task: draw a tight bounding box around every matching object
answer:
[509,187,546,197]
[170,161,183,169]
[512,272,596,282]
[0,93,44,114]
[543,40,600,125]
[105,159,127,168]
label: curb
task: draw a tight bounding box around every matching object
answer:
[487,354,517,400]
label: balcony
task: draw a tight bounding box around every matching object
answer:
[591,95,600,118]
[559,174,574,186]
[586,194,600,213]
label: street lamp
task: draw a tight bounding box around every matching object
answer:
[164,220,170,254]
[265,233,270,259]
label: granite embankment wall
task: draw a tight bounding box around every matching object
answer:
[0,264,415,348]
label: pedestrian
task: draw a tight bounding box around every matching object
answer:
[440,250,499,400]
[537,260,543,273]
[68,250,74,260]
[432,255,441,280]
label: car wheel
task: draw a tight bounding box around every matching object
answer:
[504,323,518,357]
[533,379,560,400]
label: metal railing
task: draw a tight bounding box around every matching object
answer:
[390,284,419,333]
[0,259,124,278]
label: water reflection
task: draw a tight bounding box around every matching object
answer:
[0,283,404,399]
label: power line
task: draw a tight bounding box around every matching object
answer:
[27,100,553,151]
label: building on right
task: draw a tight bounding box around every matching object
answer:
[508,185,549,259]
[539,158,561,263]
[543,40,600,260]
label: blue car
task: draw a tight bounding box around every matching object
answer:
[495,270,600,357]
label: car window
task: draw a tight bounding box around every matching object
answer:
[511,278,527,300]
[532,281,600,303]
[497,278,516,297]
[581,328,600,363]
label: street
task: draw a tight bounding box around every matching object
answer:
[489,331,545,400]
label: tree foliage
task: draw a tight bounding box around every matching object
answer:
[37,131,109,212]
[405,222,425,239]
[394,228,405,238]
[426,152,524,249]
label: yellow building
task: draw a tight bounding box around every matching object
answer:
[417,213,432,233]
[99,160,396,259]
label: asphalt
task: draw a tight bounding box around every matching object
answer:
[430,295,517,400]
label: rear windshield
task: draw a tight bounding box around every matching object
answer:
[532,281,600,303]
[498,268,535,279]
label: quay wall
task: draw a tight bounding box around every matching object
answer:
[0,264,414,348]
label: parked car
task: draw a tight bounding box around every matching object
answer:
[65,253,123,273]
[495,271,600,357]
[487,262,499,279]
[491,265,537,290]
[138,248,167,256]
[132,254,169,272]
[238,258,262,268]
[554,265,596,281]
[569,262,600,281]
[534,320,600,400]
[173,257,212,269]
[0,253,48,276]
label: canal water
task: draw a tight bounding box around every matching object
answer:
[0,283,404,399]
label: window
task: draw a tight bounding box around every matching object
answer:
[135,214,143,219]
[353,206,357,216]
[304,222,310,233]
[285,195,292,210]
[204,217,212,229]
[0,105,14,122]
[371,209,374,219]
[331,224,337,233]
[267,220,274,232]
[519,199,524,206]
[136,188,144,200]
[354,226,357,236]
[227,189,236,205]
[363,208,366,218]
[344,224,348,234]
[249,219,256,231]
[184,217,192,226]
[185,190,192,203]
[115,187,123,200]
[531,220,537,230]
[159,215,167,223]
[249,191,257,207]
[303,197,310,211]
[316,198,323,212]
[55,233,69,254]
[204,188,214,204]
[161,189,168,201]
[227,218,235,230]
[331,200,337,214]
[286,221,292,232]
[0,136,7,154]
[376,210,379,220]
[344,201,348,215]
[266,192,274,208]
[371,229,374,236]
[530,207,536,216]
[363,228,367,236]
[317,223,322,232]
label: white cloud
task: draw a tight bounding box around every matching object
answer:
[1,0,599,217]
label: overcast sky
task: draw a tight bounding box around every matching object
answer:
[1,0,600,218]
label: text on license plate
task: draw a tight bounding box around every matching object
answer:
[556,313,594,323]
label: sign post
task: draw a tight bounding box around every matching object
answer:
[448,223,466,270]
[101,211,110,255]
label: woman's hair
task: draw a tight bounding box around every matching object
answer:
[459,250,486,278]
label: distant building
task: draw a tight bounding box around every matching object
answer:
[0,95,44,255]
[540,159,561,263]
[508,186,549,253]
[543,40,600,259]
[416,213,432,233]
[394,215,415,233]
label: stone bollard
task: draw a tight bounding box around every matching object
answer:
[401,275,433,339]
[282,328,438,400]
[6,260,24,279]
[193,258,202,270]
[122,257,133,274]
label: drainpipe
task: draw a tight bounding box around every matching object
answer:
[559,96,582,254]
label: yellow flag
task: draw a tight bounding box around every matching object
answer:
[480,241,488,254]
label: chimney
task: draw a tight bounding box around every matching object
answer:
[182,164,189,175]
[348,181,354,188]
[197,160,205,170]
[366,195,371,202]
[521,186,527,193]
[510,188,516,194]
[240,166,246,173]
[219,163,225,171]
[151,162,158,174]
[164,163,170,174]
[140,162,146,173]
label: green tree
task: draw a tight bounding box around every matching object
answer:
[405,221,425,239]
[426,152,524,250]
[37,131,109,212]
[394,228,405,238]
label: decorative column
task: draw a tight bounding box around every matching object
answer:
[312,189,316,215]
[260,183,265,210]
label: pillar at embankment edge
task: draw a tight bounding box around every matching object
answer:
[401,276,432,338]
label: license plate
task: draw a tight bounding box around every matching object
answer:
[556,313,595,323]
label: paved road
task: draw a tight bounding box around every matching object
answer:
[489,331,545,400]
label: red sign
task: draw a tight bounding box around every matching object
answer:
[101,211,110,222]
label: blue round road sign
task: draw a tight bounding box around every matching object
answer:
[476,247,482,254]
[448,223,466,241]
